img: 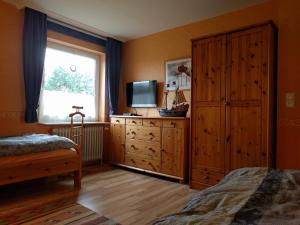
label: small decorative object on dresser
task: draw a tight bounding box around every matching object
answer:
[109,116,189,183]
[159,86,189,117]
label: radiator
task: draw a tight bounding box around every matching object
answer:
[52,125,103,163]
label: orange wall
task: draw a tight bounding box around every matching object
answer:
[0,1,49,135]
[277,0,300,169]
[120,0,300,169]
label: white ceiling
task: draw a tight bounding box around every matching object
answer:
[6,0,268,41]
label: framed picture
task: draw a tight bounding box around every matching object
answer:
[165,58,191,91]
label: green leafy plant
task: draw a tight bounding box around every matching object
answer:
[44,66,94,95]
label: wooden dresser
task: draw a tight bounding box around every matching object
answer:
[191,22,276,189]
[110,116,189,182]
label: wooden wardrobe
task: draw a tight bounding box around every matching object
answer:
[190,22,276,189]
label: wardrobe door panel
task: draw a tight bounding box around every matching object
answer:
[191,35,226,176]
[195,38,223,102]
[193,106,224,172]
[229,27,264,102]
[226,24,274,171]
[229,106,262,170]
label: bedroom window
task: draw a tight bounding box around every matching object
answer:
[39,43,100,123]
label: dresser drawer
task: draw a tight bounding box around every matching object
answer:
[126,140,160,159]
[126,126,161,143]
[111,117,125,124]
[126,118,143,126]
[191,169,224,186]
[125,153,160,172]
[162,120,185,128]
[143,119,162,127]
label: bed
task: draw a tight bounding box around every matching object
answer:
[153,167,300,225]
[0,107,84,188]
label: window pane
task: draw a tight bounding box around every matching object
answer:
[39,46,99,122]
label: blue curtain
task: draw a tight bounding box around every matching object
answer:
[23,7,47,123]
[106,38,122,115]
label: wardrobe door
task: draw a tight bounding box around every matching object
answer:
[191,35,226,189]
[226,24,274,171]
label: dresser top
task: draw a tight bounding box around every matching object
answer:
[110,115,190,120]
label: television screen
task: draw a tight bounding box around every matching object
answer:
[126,80,157,107]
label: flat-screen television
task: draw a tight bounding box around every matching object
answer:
[126,80,157,107]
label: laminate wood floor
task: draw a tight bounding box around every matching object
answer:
[0,165,197,225]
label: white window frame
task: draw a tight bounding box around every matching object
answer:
[39,41,101,123]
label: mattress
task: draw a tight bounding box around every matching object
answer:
[0,134,77,157]
[153,167,300,225]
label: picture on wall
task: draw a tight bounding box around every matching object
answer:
[165,58,191,91]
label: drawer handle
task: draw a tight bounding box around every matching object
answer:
[150,121,155,125]
[132,120,136,124]
[116,120,120,123]
[205,176,209,180]
[131,131,136,135]
[149,132,154,136]
[131,145,136,149]
[170,122,175,126]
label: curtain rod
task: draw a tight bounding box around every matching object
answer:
[47,17,107,41]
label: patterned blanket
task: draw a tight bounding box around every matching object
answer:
[0,134,77,157]
[153,167,300,225]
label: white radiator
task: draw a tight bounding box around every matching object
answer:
[52,125,103,163]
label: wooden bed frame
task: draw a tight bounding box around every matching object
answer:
[0,107,85,188]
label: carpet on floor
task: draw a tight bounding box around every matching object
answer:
[0,199,120,225]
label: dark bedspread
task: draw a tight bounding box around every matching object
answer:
[153,167,300,225]
[0,134,77,157]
